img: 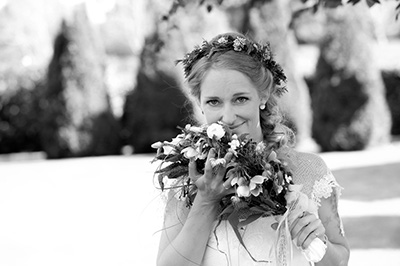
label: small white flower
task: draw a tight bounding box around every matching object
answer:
[285,173,292,183]
[255,141,266,154]
[181,146,199,159]
[210,158,226,168]
[188,125,203,133]
[228,136,240,151]
[207,123,225,140]
[231,176,246,186]
[162,136,183,154]
[231,176,251,197]
[217,37,228,44]
[233,37,246,51]
[162,145,175,155]
[237,185,251,197]
[151,141,162,149]
[249,175,267,196]
[170,136,184,145]
[276,185,283,194]
[231,195,241,204]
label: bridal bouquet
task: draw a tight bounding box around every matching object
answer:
[151,122,292,218]
[151,122,326,263]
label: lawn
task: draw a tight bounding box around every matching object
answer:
[333,162,400,253]
[333,162,400,201]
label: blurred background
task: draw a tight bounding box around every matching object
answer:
[0,0,399,265]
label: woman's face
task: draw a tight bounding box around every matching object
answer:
[199,68,265,142]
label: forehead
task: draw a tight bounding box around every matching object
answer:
[200,69,258,97]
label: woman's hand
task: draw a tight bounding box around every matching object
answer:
[289,211,326,250]
[189,148,235,205]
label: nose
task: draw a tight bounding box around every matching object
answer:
[220,105,236,125]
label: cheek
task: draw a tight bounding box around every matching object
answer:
[204,112,219,124]
[242,106,259,121]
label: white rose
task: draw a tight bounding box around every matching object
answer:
[206,123,225,140]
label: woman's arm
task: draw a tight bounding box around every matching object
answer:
[316,189,350,266]
[157,193,219,266]
[289,152,350,265]
[157,149,234,266]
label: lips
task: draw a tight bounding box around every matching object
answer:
[229,121,245,130]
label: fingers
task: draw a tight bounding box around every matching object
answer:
[194,149,236,197]
[204,148,217,177]
[290,212,325,249]
[302,228,326,250]
[205,149,233,179]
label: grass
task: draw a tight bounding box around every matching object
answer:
[332,162,400,201]
[344,216,400,249]
[331,162,400,251]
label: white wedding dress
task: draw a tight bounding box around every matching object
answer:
[162,151,345,266]
[202,216,311,266]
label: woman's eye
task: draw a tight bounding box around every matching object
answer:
[235,97,248,104]
[207,99,220,106]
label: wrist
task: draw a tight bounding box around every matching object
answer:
[192,194,219,215]
[195,192,221,207]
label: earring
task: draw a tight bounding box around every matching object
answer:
[260,104,266,110]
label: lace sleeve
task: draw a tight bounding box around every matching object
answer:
[292,151,346,236]
[311,171,343,207]
[311,170,346,237]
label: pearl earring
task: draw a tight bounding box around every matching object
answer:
[260,104,266,110]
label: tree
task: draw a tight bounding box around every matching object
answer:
[0,0,59,154]
[40,5,121,158]
[309,4,392,150]
[121,32,192,153]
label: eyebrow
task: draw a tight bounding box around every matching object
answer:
[232,92,250,97]
[202,92,251,98]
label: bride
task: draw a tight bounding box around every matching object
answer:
[156,32,350,266]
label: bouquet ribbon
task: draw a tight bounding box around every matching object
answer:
[275,184,327,266]
[275,209,293,266]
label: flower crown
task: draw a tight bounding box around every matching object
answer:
[176,35,287,97]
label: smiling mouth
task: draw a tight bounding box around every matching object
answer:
[229,122,245,130]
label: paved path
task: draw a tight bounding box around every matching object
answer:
[0,142,399,266]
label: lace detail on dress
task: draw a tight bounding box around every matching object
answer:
[310,171,345,236]
[290,151,346,237]
[311,171,342,207]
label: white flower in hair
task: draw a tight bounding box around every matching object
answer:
[233,37,246,51]
[217,37,228,44]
